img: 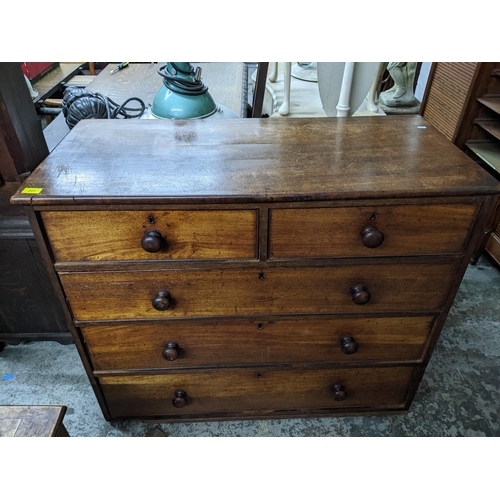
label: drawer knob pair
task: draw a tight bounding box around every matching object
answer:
[361,226,384,248]
[172,388,347,407]
[141,231,164,253]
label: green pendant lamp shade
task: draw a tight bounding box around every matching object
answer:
[151,62,217,119]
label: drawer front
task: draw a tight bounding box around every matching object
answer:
[60,262,457,321]
[269,204,477,258]
[84,317,434,371]
[101,366,415,418]
[41,210,258,261]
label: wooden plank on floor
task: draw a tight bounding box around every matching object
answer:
[43,98,63,107]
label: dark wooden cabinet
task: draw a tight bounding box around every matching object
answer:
[12,116,500,422]
[0,63,71,346]
[0,217,69,342]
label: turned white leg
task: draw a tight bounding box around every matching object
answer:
[268,62,278,83]
[336,62,355,117]
[279,62,292,116]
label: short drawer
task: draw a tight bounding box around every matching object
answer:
[41,210,258,261]
[269,204,477,258]
[101,366,415,418]
[84,316,434,371]
[60,262,457,321]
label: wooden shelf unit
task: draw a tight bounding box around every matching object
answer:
[452,62,500,265]
[474,120,500,142]
[466,142,500,172]
[477,97,500,115]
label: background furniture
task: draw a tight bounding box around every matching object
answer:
[454,63,500,265]
[265,62,381,117]
[30,63,83,104]
[12,116,499,422]
[0,405,69,437]
[30,63,84,124]
[421,62,500,265]
[88,62,108,75]
[420,62,478,141]
[251,62,269,117]
[0,63,71,349]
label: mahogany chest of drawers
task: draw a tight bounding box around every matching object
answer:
[12,116,500,422]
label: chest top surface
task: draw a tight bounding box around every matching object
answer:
[12,115,500,206]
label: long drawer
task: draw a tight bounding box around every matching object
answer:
[101,365,415,418]
[60,262,457,321]
[41,210,259,261]
[269,203,477,258]
[84,316,434,371]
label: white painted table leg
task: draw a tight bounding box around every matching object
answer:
[279,62,292,116]
[268,62,278,83]
[336,62,355,117]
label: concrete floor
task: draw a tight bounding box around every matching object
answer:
[1,253,499,437]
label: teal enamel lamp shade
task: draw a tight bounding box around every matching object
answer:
[151,62,217,119]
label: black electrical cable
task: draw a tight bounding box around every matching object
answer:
[94,93,146,119]
[157,64,209,96]
[62,86,146,129]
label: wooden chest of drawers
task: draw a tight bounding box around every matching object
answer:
[12,116,500,422]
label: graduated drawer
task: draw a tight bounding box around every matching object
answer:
[60,262,457,321]
[101,365,415,418]
[269,203,477,258]
[41,209,258,262]
[84,317,434,371]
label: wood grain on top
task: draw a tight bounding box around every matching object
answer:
[12,116,500,206]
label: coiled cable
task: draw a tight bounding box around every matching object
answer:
[62,86,146,129]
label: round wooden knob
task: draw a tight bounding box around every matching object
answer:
[350,284,371,305]
[341,336,358,355]
[162,342,179,361]
[361,226,384,248]
[332,384,347,401]
[152,290,171,311]
[141,231,164,253]
[172,390,188,408]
